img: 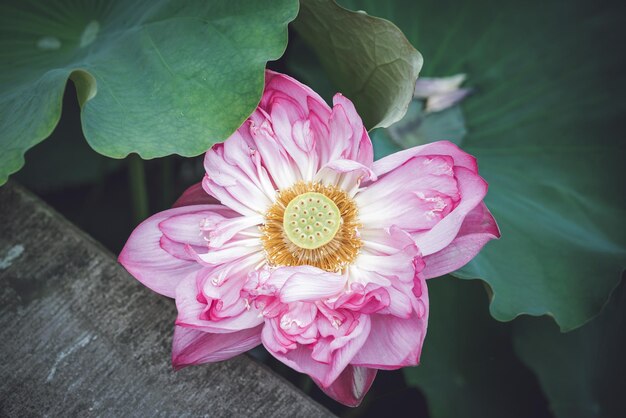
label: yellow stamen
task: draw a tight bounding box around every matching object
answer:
[261,182,361,272]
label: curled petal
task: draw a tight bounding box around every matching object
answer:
[195,238,263,265]
[359,225,417,255]
[262,314,371,388]
[350,227,422,317]
[208,214,264,248]
[319,159,376,180]
[315,159,376,196]
[248,116,300,190]
[423,202,500,279]
[371,140,478,178]
[278,303,318,338]
[262,70,330,116]
[356,155,459,232]
[326,102,354,162]
[352,277,429,369]
[159,235,199,261]
[308,95,373,171]
[413,166,488,256]
[159,211,226,247]
[172,325,262,370]
[351,312,427,369]
[175,263,264,332]
[279,266,347,303]
[333,283,390,314]
[356,226,420,283]
[270,99,316,180]
[119,204,232,298]
[203,131,276,216]
[313,365,377,408]
[331,94,373,166]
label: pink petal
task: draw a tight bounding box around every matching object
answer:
[356,252,417,283]
[203,133,275,216]
[356,155,459,231]
[413,166,488,256]
[208,214,264,248]
[332,93,373,166]
[262,70,330,116]
[225,129,277,199]
[362,191,455,231]
[159,211,226,247]
[195,239,263,265]
[307,95,332,149]
[255,71,335,185]
[278,303,318,336]
[351,279,429,369]
[270,99,315,180]
[356,226,420,284]
[326,102,353,162]
[118,204,229,298]
[292,118,315,152]
[175,263,264,332]
[159,235,201,261]
[262,317,298,353]
[358,225,417,254]
[349,227,422,318]
[423,202,500,279]
[371,140,478,178]
[314,365,377,407]
[172,182,218,208]
[315,159,376,195]
[333,283,390,314]
[262,314,371,388]
[244,266,289,297]
[379,285,414,318]
[310,96,374,173]
[320,159,375,179]
[201,70,376,209]
[249,119,300,189]
[279,266,348,303]
[200,264,253,311]
[203,127,276,215]
[172,325,262,370]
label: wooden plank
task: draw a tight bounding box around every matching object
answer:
[0,183,333,417]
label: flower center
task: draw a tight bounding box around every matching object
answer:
[261,182,361,272]
[283,192,341,249]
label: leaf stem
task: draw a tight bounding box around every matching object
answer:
[128,154,149,223]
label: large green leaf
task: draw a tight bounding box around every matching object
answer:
[0,0,298,184]
[292,0,423,129]
[341,0,626,330]
[513,278,626,418]
[404,277,551,418]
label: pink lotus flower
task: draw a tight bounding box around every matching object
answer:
[119,70,499,406]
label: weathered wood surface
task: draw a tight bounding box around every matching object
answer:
[0,183,333,418]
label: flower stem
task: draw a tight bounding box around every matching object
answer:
[160,157,173,209]
[128,154,149,223]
